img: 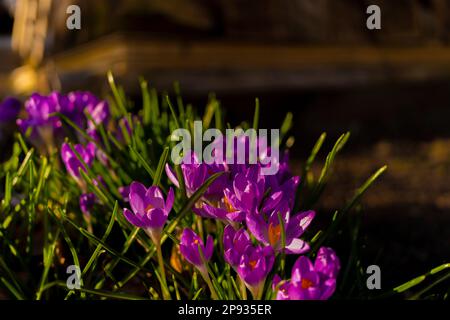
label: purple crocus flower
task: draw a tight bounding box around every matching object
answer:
[60,142,96,180]
[118,185,131,202]
[58,91,107,130]
[179,228,219,299]
[123,182,174,243]
[0,97,21,123]
[222,165,266,214]
[193,192,245,225]
[165,151,229,199]
[17,93,63,138]
[166,152,235,223]
[80,193,96,216]
[223,225,252,269]
[179,228,214,268]
[86,100,110,131]
[246,209,315,254]
[67,91,100,113]
[222,225,275,299]
[166,152,207,197]
[236,244,275,299]
[273,247,340,300]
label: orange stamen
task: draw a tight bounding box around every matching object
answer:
[268,223,281,246]
[223,196,235,213]
[249,260,258,270]
[301,278,314,289]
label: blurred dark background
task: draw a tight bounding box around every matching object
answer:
[1,0,450,287]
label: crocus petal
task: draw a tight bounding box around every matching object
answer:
[223,188,241,211]
[285,238,310,254]
[79,193,96,216]
[129,182,147,215]
[319,278,337,300]
[291,256,315,283]
[145,186,165,209]
[165,187,175,213]
[245,211,268,244]
[179,228,211,267]
[165,164,180,188]
[201,203,227,220]
[123,208,145,227]
[192,204,217,219]
[261,191,283,213]
[146,208,167,229]
[286,210,315,239]
[314,247,341,279]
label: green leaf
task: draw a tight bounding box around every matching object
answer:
[36,228,61,300]
[312,165,387,251]
[174,81,185,120]
[65,283,146,300]
[277,212,287,276]
[393,263,450,295]
[0,256,26,299]
[165,95,181,129]
[317,132,350,186]
[83,202,118,277]
[129,145,155,179]
[12,148,34,187]
[192,288,203,300]
[305,132,326,174]
[107,70,128,116]
[280,112,293,140]
[153,147,169,186]
[252,98,260,131]
[2,172,12,209]
[63,217,147,272]
[140,78,152,125]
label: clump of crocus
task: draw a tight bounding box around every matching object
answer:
[179,228,218,299]
[17,91,109,152]
[122,182,174,299]
[17,93,63,152]
[273,247,340,300]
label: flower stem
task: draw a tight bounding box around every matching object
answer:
[156,243,171,300]
[238,277,247,300]
[199,266,219,300]
[247,280,265,300]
